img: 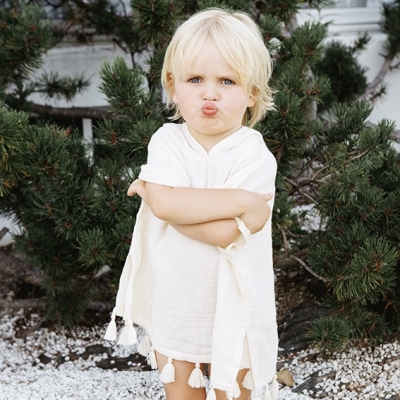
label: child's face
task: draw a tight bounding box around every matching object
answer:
[171,45,255,151]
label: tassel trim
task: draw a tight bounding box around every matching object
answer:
[262,375,279,400]
[147,347,158,369]
[233,381,241,398]
[138,334,151,357]
[206,386,216,400]
[160,357,175,383]
[103,313,117,341]
[117,319,137,345]
[270,375,279,400]
[188,363,205,388]
[262,389,272,400]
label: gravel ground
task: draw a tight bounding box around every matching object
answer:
[1,310,400,400]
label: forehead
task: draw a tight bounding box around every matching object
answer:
[184,47,235,75]
[174,41,239,79]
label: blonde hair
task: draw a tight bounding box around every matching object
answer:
[161,8,273,128]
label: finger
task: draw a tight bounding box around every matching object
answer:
[127,182,138,196]
[264,192,274,201]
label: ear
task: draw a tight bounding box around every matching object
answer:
[247,93,255,108]
[247,87,257,107]
[166,73,178,104]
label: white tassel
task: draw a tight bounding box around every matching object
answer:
[262,386,272,400]
[147,347,158,369]
[188,363,205,388]
[206,386,216,400]
[270,376,279,400]
[138,334,151,357]
[160,357,175,383]
[117,319,137,345]
[226,393,233,400]
[233,381,241,398]
[242,369,254,390]
[103,313,117,341]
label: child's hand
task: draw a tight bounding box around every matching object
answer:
[240,192,273,234]
[127,179,148,202]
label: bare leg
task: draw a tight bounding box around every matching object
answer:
[213,367,252,400]
[156,351,207,400]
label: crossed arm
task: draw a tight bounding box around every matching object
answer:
[128,179,273,248]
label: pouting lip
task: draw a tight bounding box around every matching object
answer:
[202,102,217,111]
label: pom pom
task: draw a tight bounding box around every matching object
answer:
[117,319,137,345]
[188,363,206,388]
[138,334,151,357]
[206,386,216,400]
[262,387,272,400]
[270,376,279,400]
[160,357,175,383]
[103,314,116,341]
[147,347,158,369]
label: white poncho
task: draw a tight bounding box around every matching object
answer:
[105,123,278,399]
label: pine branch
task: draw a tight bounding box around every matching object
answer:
[281,227,290,254]
[279,228,327,282]
[365,122,400,144]
[0,227,9,242]
[390,128,400,144]
[30,103,113,119]
[282,13,298,38]
[288,15,299,32]
[290,254,328,283]
[284,177,318,203]
[295,151,327,180]
[296,177,325,188]
[112,37,130,56]
[273,249,309,269]
[311,148,371,181]
[361,55,395,101]
[366,122,400,143]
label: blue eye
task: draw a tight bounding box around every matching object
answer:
[222,79,234,85]
[189,77,200,83]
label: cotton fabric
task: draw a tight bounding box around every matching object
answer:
[109,123,278,393]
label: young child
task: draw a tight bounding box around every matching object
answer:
[105,8,279,400]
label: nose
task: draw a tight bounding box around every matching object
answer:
[202,83,219,101]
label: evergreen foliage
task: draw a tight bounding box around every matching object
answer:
[315,40,368,107]
[0,114,142,325]
[307,315,351,352]
[1,0,400,348]
[0,0,89,112]
[0,104,28,196]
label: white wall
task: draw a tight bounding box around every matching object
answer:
[28,43,152,108]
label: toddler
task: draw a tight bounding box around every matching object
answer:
[105,8,279,400]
